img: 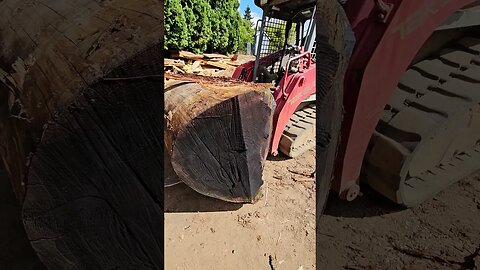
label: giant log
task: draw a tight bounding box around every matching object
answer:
[0,0,163,268]
[164,75,275,203]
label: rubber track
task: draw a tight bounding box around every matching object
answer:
[382,35,480,135]
[370,34,480,205]
[279,104,316,157]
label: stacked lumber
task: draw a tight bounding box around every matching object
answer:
[164,50,241,77]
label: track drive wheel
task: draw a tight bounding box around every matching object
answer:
[364,35,480,207]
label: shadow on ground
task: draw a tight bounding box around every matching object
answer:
[324,183,406,218]
[165,183,243,213]
[266,153,291,162]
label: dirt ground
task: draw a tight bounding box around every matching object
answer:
[2,148,479,269]
[164,149,317,270]
[165,145,479,270]
[318,173,480,270]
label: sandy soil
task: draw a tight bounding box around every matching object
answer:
[165,142,479,270]
[318,173,480,270]
[164,149,317,270]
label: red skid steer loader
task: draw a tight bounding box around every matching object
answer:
[227,0,480,214]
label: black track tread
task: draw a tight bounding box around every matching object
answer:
[368,34,480,206]
[279,104,316,157]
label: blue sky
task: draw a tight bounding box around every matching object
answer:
[239,0,263,24]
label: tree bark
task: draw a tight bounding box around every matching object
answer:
[1,0,164,268]
[164,75,275,203]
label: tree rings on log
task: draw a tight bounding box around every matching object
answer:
[165,74,275,203]
[21,45,165,269]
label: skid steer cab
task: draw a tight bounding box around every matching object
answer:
[233,2,317,158]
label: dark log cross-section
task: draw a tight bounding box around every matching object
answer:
[164,75,275,203]
[1,0,164,268]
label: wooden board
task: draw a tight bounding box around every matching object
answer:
[165,58,186,68]
[180,51,205,60]
[168,50,204,60]
[202,60,232,70]
[222,60,242,66]
[164,74,275,202]
[203,53,229,59]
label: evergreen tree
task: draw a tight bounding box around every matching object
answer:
[164,0,188,50]
[243,7,254,28]
[164,0,254,54]
[183,0,212,53]
[239,6,255,53]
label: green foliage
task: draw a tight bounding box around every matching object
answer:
[238,18,255,52]
[164,0,188,50]
[264,22,297,53]
[238,6,255,52]
[183,0,212,53]
[164,0,255,54]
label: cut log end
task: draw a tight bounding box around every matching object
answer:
[1,0,164,268]
[165,76,274,203]
[20,43,165,269]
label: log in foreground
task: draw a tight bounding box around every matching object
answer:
[164,150,182,187]
[1,0,163,268]
[165,74,275,203]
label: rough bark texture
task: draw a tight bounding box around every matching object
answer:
[164,75,275,203]
[164,150,182,187]
[315,0,355,263]
[0,167,44,269]
[1,0,164,268]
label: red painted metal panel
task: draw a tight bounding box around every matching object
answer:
[270,51,316,155]
[335,0,476,195]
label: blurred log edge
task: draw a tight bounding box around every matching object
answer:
[164,75,275,203]
[315,0,355,264]
[0,0,164,268]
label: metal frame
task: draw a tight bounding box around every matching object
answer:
[253,12,267,83]
[254,13,294,81]
[234,5,316,156]
[304,5,316,54]
[335,0,478,197]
